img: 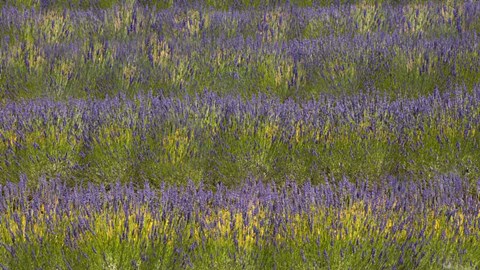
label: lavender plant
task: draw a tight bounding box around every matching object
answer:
[1,1,479,268]
[0,1,479,101]
[1,88,480,186]
[1,175,479,269]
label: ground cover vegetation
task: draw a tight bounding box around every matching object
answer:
[1,0,480,269]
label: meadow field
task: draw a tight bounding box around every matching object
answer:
[1,0,480,269]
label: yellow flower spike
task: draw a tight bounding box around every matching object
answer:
[264,123,279,141]
[295,121,303,144]
[162,127,192,164]
[8,133,17,148]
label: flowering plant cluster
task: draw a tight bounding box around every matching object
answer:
[0,1,479,100]
[1,0,479,269]
[1,175,479,269]
[1,89,480,185]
